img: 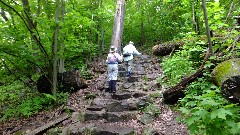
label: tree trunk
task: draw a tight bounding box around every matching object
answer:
[53,0,60,95]
[225,1,235,23]
[192,1,199,34]
[111,0,125,54]
[202,0,213,55]
[59,0,65,73]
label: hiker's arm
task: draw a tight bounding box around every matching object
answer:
[133,47,141,55]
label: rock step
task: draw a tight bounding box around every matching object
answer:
[84,110,138,122]
[62,122,135,135]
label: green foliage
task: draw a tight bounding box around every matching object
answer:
[79,64,92,79]
[178,75,240,135]
[0,81,35,111]
[159,54,195,87]
[0,92,68,122]
[143,104,161,117]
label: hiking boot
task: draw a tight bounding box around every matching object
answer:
[126,71,131,77]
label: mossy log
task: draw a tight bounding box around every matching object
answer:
[152,41,184,56]
[211,58,240,103]
[37,70,88,94]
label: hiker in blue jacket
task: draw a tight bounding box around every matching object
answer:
[106,46,123,93]
[122,41,141,77]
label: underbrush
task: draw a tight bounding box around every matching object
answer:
[0,80,69,122]
[159,40,240,134]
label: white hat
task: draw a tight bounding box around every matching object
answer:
[109,46,117,53]
[129,41,134,45]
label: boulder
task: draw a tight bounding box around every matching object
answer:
[211,58,240,86]
[37,70,88,94]
[211,58,240,103]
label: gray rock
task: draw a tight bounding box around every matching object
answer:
[111,92,132,100]
[139,113,154,125]
[106,100,127,112]
[123,82,132,89]
[84,110,105,121]
[104,111,138,122]
[87,105,104,111]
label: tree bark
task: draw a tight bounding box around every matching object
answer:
[53,0,60,95]
[59,0,65,73]
[202,0,213,55]
[225,1,235,23]
[111,0,125,54]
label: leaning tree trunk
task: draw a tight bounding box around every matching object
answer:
[111,0,125,54]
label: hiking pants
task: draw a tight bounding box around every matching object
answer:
[107,64,118,92]
[124,59,133,73]
[107,64,118,81]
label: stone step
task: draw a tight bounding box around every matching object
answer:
[62,122,135,135]
[84,110,138,122]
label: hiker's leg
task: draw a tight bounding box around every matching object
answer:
[124,61,128,73]
[109,80,112,93]
[127,60,133,76]
[112,80,116,93]
[111,64,118,93]
[107,65,114,92]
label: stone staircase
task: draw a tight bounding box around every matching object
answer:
[60,55,188,135]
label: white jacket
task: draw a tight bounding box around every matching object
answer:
[123,44,141,61]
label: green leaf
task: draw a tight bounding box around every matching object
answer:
[211,108,233,120]
[193,109,208,118]
[179,107,190,115]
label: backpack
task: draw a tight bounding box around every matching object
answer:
[107,53,118,64]
[123,52,131,57]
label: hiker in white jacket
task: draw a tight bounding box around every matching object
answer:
[122,41,141,77]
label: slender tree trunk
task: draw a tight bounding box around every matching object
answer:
[192,1,198,34]
[53,0,60,95]
[59,0,65,73]
[202,0,213,55]
[111,0,125,54]
[100,0,105,52]
[225,1,235,23]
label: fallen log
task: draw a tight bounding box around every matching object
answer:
[163,50,210,104]
[26,114,69,135]
[152,40,184,56]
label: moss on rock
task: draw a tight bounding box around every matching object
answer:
[211,58,240,86]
